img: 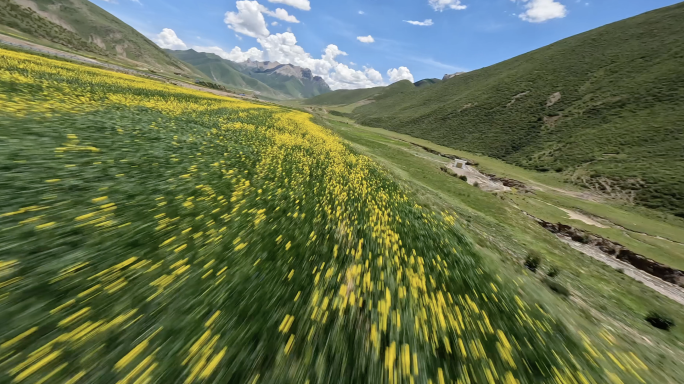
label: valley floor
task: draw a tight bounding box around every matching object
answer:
[315,114,684,381]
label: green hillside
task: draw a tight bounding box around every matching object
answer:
[348,3,684,216]
[0,0,104,55]
[414,78,441,87]
[303,80,415,107]
[303,86,384,106]
[167,49,281,97]
[0,0,201,76]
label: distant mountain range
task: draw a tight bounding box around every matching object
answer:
[0,0,203,77]
[166,49,331,100]
[304,2,684,216]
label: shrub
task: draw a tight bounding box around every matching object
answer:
[645,312,674,331]
[440,166,457,176]
[459,175,467,182]
[329,110,347,117]
[544,278,570,297]
[524,250,542,272]
[473,181,480,188]
[547,266,559,278]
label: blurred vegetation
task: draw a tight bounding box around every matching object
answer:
[318,114,684,383]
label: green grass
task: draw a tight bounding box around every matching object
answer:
[3,46,668,384]
[0,0,105,55]
[318,115,684,383]
[310,3,684,216]
[414,78,441,88]
[509,195,684,270]
[303,80,415,107]
[324,116,684,269]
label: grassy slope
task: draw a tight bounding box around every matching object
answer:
[322,114,684,269]
[0,0,104,55]
[1,0,202,76]
[302,80,417,114]
[301,81,414,106]
[317,115,684,382]
[2,46,664,384]
[414,78,441,87]
[350,3,684,216]
[303,86,384,106]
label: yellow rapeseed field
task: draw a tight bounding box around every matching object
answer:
[0,47,652,383]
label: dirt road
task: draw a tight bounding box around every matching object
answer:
[559,237,684,306]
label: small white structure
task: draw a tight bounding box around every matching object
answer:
[454,159,467,169]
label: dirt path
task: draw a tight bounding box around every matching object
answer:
[558,237,684,306]
[446,161,511,192]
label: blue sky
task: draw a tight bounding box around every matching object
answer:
[95,0,682,89]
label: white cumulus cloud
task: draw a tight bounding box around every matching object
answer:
[405,19,434,26]
[224,1,270,38]
[259,5,300,23]
[155,28,187,50]
[195,45,265,62]
[357,35,375,43]
[518,0,567,22]
[255,32,385,89]
[387,67,414,83]
[155,26,390,89]
[267,0,310,11]
[364,67,383,84]
[429,0,467,11]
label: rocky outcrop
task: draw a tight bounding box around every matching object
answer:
[533,217,684,288]
[442,72,466,80]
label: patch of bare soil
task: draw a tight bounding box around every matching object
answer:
[546,92,562,106]
[446,161,511,192]
[556,206,609,228]
[506,91,529,107]
[459,102,476,111]
[543,115,561,127]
